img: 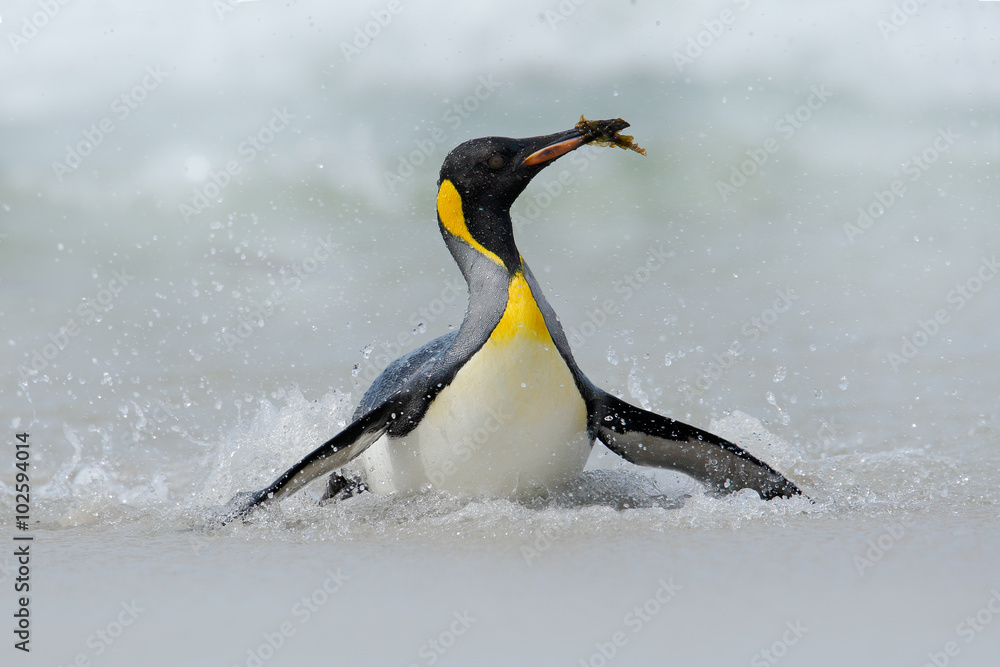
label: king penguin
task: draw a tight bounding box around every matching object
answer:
[218,118,801,523]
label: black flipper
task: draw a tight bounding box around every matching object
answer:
[520,264,801,501]
[212,319,503,526]
[592,391,801,500]
[211,401,396,525]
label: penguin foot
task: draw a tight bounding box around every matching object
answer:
[320,473,368,504]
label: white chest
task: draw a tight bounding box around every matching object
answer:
[359,276,591,497]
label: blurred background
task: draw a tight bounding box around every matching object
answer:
[1,1,999,666]
[2,0,998,452]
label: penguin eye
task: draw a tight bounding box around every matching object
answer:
[486,155,506,169]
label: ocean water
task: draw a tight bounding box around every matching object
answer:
[2,1,999,665]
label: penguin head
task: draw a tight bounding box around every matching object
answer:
[438,128,586,211]
[436,127,588,270]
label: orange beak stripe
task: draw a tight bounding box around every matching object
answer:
[522,135,587,167]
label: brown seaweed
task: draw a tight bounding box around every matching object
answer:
[575,115,647,156]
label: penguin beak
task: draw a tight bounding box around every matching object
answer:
[520,129,587,167]
[519,118,640,169]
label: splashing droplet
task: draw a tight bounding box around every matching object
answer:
[839,376,849,390]
[607,348,619,365]
[773,366,787,383]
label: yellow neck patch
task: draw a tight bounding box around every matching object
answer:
[437,179,504,268]
[490,272,553,345]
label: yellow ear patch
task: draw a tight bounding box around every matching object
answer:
[490,272,553,344]
[437,179,504,268]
